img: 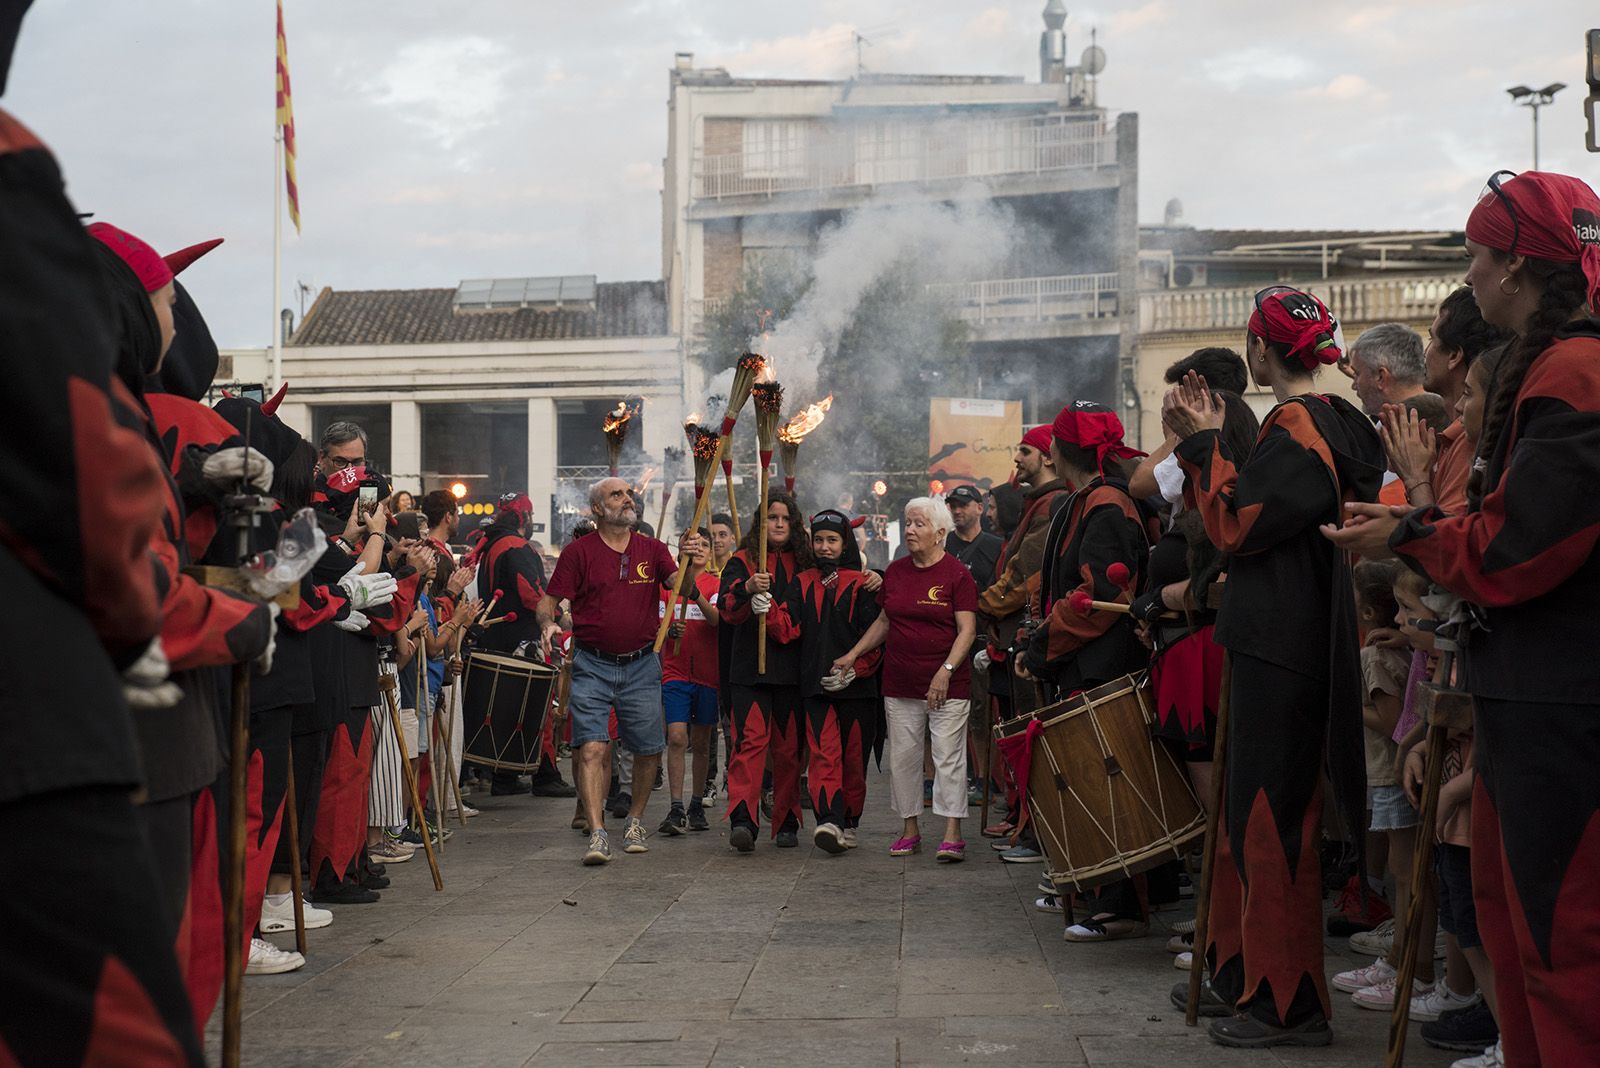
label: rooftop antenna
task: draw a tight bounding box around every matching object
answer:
[1082,27,1107,108]
[855,30,872,77]
[295,280,314,317]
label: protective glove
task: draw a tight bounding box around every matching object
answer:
[972,647,991,673]
[334,609,370,633]
[751,591,772,616]
[200,446,273,492]
[1129,587,1167,623]
[338,564,397,610]
[122,638,183,709]
[820,666,856,692]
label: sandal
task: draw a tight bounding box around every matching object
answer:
[1062,915,1150,943]
[889,835,922,856]
[936,840,966,862]
[1035,894,1064,913]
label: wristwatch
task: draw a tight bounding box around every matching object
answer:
[941,662,955,672]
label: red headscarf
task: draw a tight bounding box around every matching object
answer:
[1466,170,1600,310]
[86,222,174,293]
[1247,289,1342,371]
[1051,401,1146,475]
[1020,424,1053,453]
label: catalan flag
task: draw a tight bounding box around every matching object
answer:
[276,0,300,232]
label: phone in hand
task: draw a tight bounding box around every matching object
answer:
[357,485,379,519]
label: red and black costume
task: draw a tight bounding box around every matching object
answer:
[1390,170,1600,1067]
[1139,525,1224,759]
[1177,295,1382,1032]
[0,94,203,1067]
[719,540,805,839]
[796,511,882,832]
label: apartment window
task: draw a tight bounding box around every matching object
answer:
[743,120,808,179]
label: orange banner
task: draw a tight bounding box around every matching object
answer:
[927,397,1021,489]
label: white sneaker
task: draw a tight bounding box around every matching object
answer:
[623,817,649,854]
[841,828,858,849]
[1411,984,1480,1022]
[1174,951,1193,970]
[259,894,332,932]
[448,803,480,818]
[1348,917,1396,956]
[1331,956,1396,993]
[245,937,305,975]
[1452,1040,1503,1068]
[1351,975,1430,1011]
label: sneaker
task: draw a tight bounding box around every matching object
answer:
[609,792,632,820]
[531,773,577,798]
[583,829,612,865]
[1332,956,1396,993]
[1174,951,1193,970]
[1167,931,1194,954]
[1170,978,1233,1018]
[1351,975,1430,1011]
[307,880,378,905]
[659,807,687,837]
[813,823,846,855]
[1000,844,1044,863]
[1037,876,1058,895]
[448,802,480,818]
[622,817,649,854]
[841,828,859,849]
[775,829,799,848]
[367,839,413,864]
[1451,1041,1503,1068]
[1411,985,1481,1022]
[259,895,332,932]
[1209,1012,1331,1048]
[1348,917,1396,957]
[245,937,305,975]
[1062,917,1148,942]
[1326,875,1392,936]
[1035,894,1064,913]
[730,823,756,853]
[687,806,710,832]
[1423,1000,1500,1052]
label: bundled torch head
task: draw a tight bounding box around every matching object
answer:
[602,396,644,475]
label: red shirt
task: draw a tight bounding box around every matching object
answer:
[880,552,978,700]
[659,571,720,687]
[545,531,677,655]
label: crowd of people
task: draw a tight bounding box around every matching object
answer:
[4,6,1599,1057]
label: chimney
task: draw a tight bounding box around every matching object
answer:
[1040,0,1068,84]
[674,52,694,71]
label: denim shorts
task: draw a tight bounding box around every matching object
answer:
[568,648,665,755]
[1368,784,1419,832]
[663,680,719,726]
[1436,843,1481,949]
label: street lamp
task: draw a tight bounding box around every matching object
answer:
[1506,82,1567,170]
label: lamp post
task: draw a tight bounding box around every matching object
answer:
[1506,82,1567,170]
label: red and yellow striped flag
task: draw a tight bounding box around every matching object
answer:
[275,0,300,232]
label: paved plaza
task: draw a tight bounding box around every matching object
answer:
[216,767,1459,1067]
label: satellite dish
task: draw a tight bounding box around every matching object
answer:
[1081,45,1106,75]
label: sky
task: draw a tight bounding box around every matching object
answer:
[7,1,1595,347]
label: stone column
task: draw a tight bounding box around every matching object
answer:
[527,397,558,543]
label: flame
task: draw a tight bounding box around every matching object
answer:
[929,479,945,495]
[602,396,642,436]
[872,480,888,497]
[754,360,776,385]
[778,394,833,444]
[634,466,657,494]
[683,412,703,430]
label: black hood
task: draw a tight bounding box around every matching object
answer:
[1303,393,1385,504]
[146,279,217,400]
[91,238,161,399]
[0,0,32,96]
[809,509,864,572]
[214,396,308,469]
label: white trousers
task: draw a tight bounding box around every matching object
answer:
[885,696,970,819]
[369,663,407,826]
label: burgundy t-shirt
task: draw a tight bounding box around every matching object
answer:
[545,531,677,654]
[880,552,978,700]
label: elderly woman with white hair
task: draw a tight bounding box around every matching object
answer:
[834,496,977,861]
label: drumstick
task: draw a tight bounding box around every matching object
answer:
[477,611,518,628]
[1066,591,1181,621]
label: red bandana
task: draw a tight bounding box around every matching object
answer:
[1051,402,1146,475]
[1466,171,1600,310]
[1247,290,1342,371]
[87,222,173,293]
[1020,425,1053,453]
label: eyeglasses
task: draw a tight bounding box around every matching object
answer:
[1252,285,1300,319]
[1481,170,1520,255]
[325,454,365,470]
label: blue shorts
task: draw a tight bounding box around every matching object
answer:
[663,680,719,727]
[568,648,665,756]
[1368,784,1419,832]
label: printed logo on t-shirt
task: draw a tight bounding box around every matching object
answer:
[917,583,948,607]
[630,561,654,585]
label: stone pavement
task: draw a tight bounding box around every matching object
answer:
[216,767,1461,1067]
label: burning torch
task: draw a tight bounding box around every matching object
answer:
[778,394,832,495]
[752,370,784,675]
[602,396,643,477]
[717,352,764,543]
[653,412,730,653]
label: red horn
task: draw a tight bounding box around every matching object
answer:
[260,380,288,416]
[162,237,224,276]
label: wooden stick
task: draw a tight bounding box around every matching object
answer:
[724,464,742,542]
[283,753,307,955]
[757,459,770,674]
[222,664,250,1068]
[654,434,726,651]
[429,691,449,853]
[979,691,996,829]
[419,656,444,854]
[1187,652,1232,1026]
[382,677,443,890]
[655,479,673,540]
[1078,598,1181,620]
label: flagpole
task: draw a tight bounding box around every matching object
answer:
[272,128,283,391]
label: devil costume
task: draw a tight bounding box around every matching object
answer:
[1176,292,1382,1037]
[795,511,882,837]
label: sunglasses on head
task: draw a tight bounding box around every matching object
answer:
[1481,170,1520,255]
[1253,286,1326,325]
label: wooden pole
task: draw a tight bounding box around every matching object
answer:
[724,464,742,542]
[979,692,996,829]
[756,458,770,674]
[654,434,726,652]
[282,754,307,955]
[382,677,443,890]
[221,665,250,1068]
[1186,653,1232,1026]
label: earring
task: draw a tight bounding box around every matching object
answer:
[1498,276,1521,296]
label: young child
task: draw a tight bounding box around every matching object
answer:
[657,528,721,836]
[396,548,457,837]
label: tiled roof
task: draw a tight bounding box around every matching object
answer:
[289,280,668,346]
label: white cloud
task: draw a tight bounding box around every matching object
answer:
[1296,73,1389,104]
[361,37,514,152]
[1201,47,1311,89]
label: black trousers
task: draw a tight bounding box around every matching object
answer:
[0,787,203,1067]
[271,727,325,877]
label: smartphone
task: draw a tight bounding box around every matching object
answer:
[358,485,379,518]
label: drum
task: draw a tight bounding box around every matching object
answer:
[996,673,1203,892]
[461,651,555,772]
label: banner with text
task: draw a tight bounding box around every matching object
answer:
[928,397,1021,489]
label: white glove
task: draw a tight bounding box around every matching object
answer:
[255,603,281,674]
[973,648,991,673]
[751,592,772,616]
[334,609,370,633]
[339,564,397,610]
[201,446,273,492]
[122,638,184,709]
[820,666,856,692]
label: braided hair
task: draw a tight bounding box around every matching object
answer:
[1468,258,1590,500]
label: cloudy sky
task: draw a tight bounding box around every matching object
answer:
[8,1,1594,347]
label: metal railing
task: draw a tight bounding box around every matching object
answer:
[1139,274,1463,334]
[692,114,1118,200]
[926,272,1121,324]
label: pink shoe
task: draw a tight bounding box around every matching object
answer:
[889,835,921,856]
[936,841,966,862]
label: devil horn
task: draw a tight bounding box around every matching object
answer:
[162,237,224,276]
[261,381,289,416]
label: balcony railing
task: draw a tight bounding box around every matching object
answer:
[926,272,1121,325]
[1139,274,1463,334]
[693,114,1117,201]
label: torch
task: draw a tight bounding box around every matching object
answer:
[752,373,784,674]
[602,395,643,477]
[777,394,832,495]
[672,419,721,652]
[719,353,764,542]
[653,420,725,652]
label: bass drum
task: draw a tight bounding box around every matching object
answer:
[461,651,554,772]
